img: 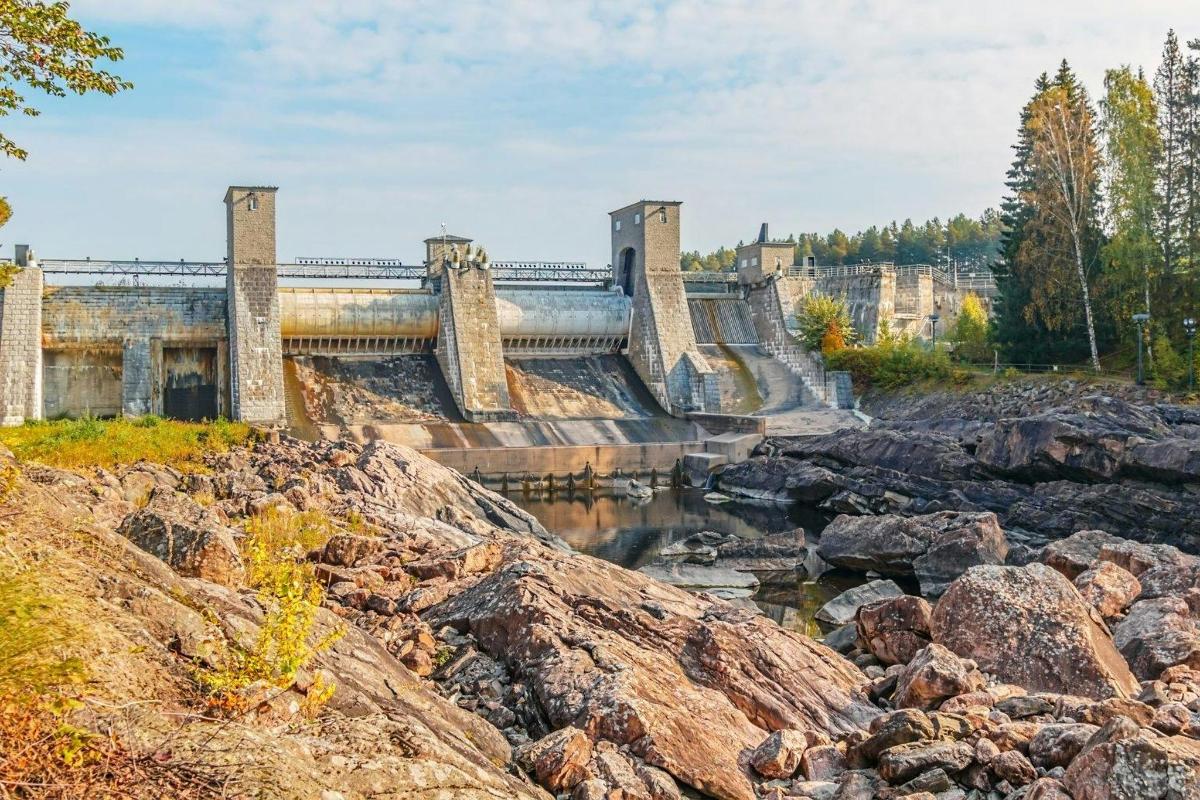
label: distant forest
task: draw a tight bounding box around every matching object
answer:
[680,211,1003,272]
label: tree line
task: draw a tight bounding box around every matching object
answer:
[993,30,1200,379]
[680,213,1002,273]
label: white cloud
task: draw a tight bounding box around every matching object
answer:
[5,1,1196,262]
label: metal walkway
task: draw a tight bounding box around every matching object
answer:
[36,257,609,283]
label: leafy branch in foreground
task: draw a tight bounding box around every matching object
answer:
[0,0,132,160]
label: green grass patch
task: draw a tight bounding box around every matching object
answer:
[0,416,252,472]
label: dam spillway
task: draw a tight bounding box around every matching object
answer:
[1,184,909,480]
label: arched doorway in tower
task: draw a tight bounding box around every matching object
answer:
[617,247,636,297]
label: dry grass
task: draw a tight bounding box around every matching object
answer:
[0,416,251,472]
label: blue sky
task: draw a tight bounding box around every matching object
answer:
[0,1,1193,267]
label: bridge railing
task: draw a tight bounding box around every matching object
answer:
[787,261,994,291]
[35,257,608,283]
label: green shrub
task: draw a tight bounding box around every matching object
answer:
[825,337,952,391]
[952,293,991,363]
[201,510,341,712]
[1151,334,1190,390]
[797,295,859,352]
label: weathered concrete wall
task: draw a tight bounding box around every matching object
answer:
[43,350,122,418]
[225,186,285,424]
[436,264,511,421]
[42,286,228,418]
[0,268,43,425]
[423,440,705,478]
[611,200,715,415]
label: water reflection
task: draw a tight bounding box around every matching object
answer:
[510,488,862,638]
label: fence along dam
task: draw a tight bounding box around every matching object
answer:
[0,185,985,484]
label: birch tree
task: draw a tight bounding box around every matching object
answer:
[1100,66,1161,323]
[1025,84,1104,371]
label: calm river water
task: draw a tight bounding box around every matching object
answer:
[508,488,863,638]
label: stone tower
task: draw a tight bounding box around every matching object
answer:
[610,200,716,415]
[424,233,474,279]
[735,222,795,285]
[224,186,285,424]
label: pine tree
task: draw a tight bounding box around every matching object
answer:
[1155,30,1189,276]
[992,73,1051,362]
[1184,40,1200,276]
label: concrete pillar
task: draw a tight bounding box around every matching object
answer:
[610,200,714,415]
[435,261,511,421]
[121,339,152,416]
[0,264,43,425]
[224,186,285,424]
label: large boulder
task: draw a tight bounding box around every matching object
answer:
[855,596,933,666]
[527,727,593,793]
[1113,595,1200,681]
[1075,561,1141,619]
[892,644,985,710]
[815,579,904,627]
[117,486,244,587]
[1064,732,1200,799]
[427,547,880,800]
[975,402,1165,483]
[931,564,1140,699]
[1040,529,1126,581]
[816,511,1007,596]
[749,729,810,779]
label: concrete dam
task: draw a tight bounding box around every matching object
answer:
[0,186,981,482]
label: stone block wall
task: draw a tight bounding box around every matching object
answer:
[436,264,511,421]
[227,265,285,423]
[610,201,714,415]
[0,268,43,425]
[224,186,285,424]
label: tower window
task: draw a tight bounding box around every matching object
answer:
[615,220,622,231]
[659,209,667,223]
[751,257,758,266]
[634,213,641,225]
[248,193,259,211]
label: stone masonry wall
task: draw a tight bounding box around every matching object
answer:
[227,265,285,423]
[610,201,713,414]
[436,264,510,420]
[0,268,43,425]
[225,186,285,424]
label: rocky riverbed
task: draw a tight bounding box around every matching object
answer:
[716,380,1200,550]
[8,378,1200,799]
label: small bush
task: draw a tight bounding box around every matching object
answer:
[951,292,991,362]
[797,295,859,353]
[201,511,341,712]
[825,336,952,391]
[1151,334,1192,390]
[0,416,251,472]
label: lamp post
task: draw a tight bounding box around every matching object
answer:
[1185,317,1197,391]
[1133,313,1150,386]
[929,313,940,347]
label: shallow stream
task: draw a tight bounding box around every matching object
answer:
[509,488,865,638]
